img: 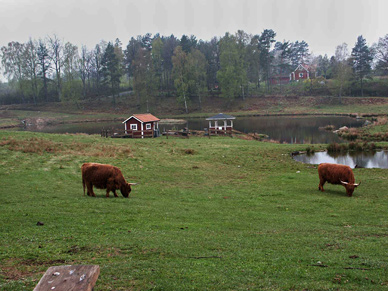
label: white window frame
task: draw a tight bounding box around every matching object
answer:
[299,73,304,78]
[146,123,152,130]
[130,124,137,130]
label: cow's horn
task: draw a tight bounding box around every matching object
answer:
[129,183,137,185]
[354,181,361,187]
[340,180,349,185]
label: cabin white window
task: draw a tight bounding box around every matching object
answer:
[146,123,152,130]
[130,124,137,130]
[299,73,304,78]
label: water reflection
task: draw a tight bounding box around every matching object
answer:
[293,151,388,169]
[186,115,363,144]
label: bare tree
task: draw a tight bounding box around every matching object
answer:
[48,35,63,101]
[23,38,40,104]
[37,39,51,102]
[334,43,352,102]
[1,41,26,102]
[63,42,79,81]
[79,45,93,99]
[372,34,388,74]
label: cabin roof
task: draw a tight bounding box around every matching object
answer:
[123,113,160,123]
[294,64,309,72]
[206,113,236,120]
[294,63,317,72]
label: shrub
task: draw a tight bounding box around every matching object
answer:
[324,125,336,131]
[348,142,356,150]
[327,142,342,153]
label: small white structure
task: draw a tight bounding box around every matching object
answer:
[206,113,236,135]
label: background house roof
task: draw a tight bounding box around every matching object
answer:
[206,113,236,120]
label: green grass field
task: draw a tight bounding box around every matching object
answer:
[0,131,387,290]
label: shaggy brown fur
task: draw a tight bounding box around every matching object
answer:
[81,163,133,198]
[318,163,360,197]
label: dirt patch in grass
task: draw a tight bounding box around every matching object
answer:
[0,258,66,281]
[0,136,133,158]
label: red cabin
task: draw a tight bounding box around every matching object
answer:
[122,113,160,138]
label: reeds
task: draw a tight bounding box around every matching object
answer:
[327,142,381,153]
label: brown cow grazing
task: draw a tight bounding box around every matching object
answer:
[318,163,360,197]
[81,163,136,198]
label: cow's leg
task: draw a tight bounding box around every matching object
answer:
[86,182,96,197]
[319,179,325,192]
[106,178,115,198]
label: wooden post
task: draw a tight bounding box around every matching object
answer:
[34,265,100,291]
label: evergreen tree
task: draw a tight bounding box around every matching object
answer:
[101,42,122,106]
[162,35,179,91]
[198,37,220,90]
[180,35,197,53]
[151,37,164,92]
[351,35,373,96]
[258,29,276,92]
[124,37,142,78]
[132,48,156,111]
[290,40,309,67]
[317,54,330,78]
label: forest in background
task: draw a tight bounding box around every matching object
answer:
[1,29,388,113]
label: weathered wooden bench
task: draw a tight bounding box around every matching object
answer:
[34,265,100,291]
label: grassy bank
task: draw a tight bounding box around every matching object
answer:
[0,131,387,290]
[336,117,388,142]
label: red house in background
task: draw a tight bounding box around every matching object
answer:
[290,64,316,81]
[122,113,160,138]
[269,74,291,85]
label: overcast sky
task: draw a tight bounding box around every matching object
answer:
[1,0,387,57]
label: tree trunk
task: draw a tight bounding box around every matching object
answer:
[183,92,188,113]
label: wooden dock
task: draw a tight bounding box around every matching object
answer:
[34,265,100,291]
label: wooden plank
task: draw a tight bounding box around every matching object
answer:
[34,265,100,291]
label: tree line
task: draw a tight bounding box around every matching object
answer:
[1,30,387,111]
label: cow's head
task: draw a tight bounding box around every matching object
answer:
[120,182,137,198]
[340,180,361,196]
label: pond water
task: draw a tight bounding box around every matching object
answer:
[19,115,364,144]
[293,150,388,169]
[184,115,363,144]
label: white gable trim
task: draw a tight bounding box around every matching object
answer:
[295,64,309,72]
[122,115,144,124]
